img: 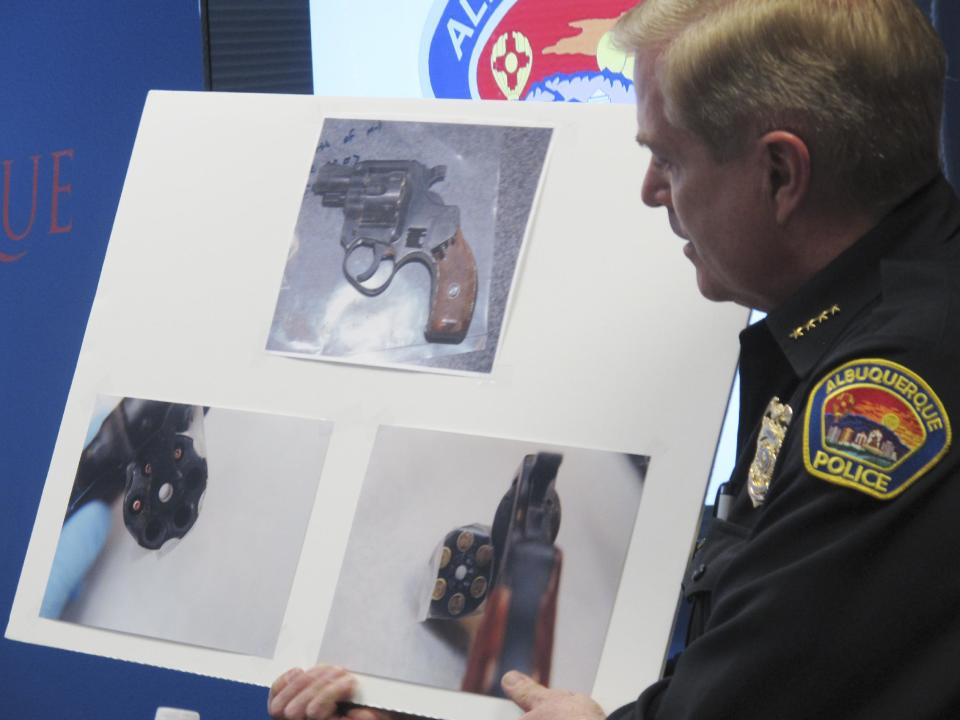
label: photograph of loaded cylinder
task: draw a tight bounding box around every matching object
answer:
[267,117,552,374]
[40,395,332,657]
[423,523,497,622]
[318,426,647,697]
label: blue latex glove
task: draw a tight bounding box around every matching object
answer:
[40,499,112,619]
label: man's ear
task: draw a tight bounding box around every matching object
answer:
[760,130,811,225]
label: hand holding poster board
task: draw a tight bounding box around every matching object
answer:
[7,93,748,720]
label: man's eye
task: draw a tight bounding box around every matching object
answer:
[652,155,671,170]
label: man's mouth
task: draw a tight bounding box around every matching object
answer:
[667,212,688,240]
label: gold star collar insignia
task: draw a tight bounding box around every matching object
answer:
[789,304,841,341]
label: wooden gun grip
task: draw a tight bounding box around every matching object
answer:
[426,228,478,343]
[462,586,511,695]
[531,549,561,687]
[462,547,562,696]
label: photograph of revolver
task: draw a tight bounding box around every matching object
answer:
[425,452,563,696]
[312,160,478,344]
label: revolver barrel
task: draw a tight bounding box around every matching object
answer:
[312,168,353,207]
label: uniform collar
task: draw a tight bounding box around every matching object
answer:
[762,174,959,379]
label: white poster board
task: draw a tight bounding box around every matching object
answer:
[7,92,748,720]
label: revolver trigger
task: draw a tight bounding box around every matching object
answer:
[356,256,379,283]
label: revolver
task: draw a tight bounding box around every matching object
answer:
[424,452,563,696]
[312,160,478,344]
[462,452,563,695]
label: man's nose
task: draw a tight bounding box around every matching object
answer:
[641,159,671,208]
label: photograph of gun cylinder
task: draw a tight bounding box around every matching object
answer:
[317,426,647,698]
[313,160,478,344]
[63,399,209,551]
[40,395,331,658]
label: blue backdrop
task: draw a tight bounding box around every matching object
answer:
[1,3,262,717]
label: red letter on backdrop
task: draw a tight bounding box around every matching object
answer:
[2,155,40,242]
[50,148,74,234]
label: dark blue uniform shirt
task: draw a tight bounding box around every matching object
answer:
[613,174,960,719]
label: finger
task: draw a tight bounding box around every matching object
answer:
[269,665,346,717]
[501,671,550,711]
[299,673,356,719]
[280,668,351,719]
[270,665,338,716]
[269,668,304,705]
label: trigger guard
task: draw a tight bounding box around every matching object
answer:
[344,238,395,296]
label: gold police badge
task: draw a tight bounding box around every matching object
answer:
[748,397,794,507]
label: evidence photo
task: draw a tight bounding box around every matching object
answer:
[267,117,552,374]
[40,396,332,657]
[319,425,648,697]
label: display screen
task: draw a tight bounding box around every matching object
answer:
[310,0,637,103]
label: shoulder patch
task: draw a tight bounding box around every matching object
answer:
[803,358,952,499]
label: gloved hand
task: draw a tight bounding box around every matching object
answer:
[40,499,112,618]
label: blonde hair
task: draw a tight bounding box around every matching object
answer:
[614,0,946,210]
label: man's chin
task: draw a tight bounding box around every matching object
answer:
[694,269,731,304]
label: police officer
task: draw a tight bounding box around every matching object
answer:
[268,0,959,717]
